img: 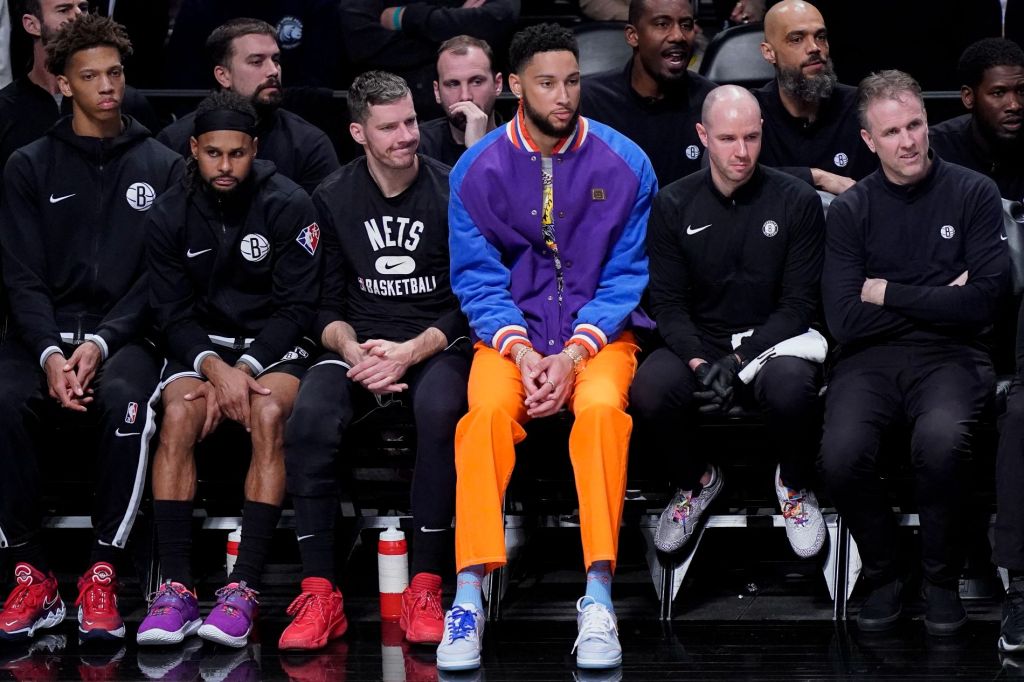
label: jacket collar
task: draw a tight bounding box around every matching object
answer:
[505,102,588,155]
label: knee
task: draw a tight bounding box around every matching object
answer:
[252,397,287,435]
[759,360,819,415]
[158,399,197,452]
[914,412,970,474]
[415,392,466,432]
[94,375,142,416]
[574,398,627,424]
[819,424,875,490]
[285,394,348,450]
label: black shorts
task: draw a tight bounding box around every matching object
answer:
[160,337,317,389]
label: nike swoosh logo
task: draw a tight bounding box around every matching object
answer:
[686,223,712,235]
[4,620,18,626]
[49,193,75,204]
[42,595,59,610]
[114,429,140,437]
[1001,234,1009,241]
[187,248,213,258]
[419,526,448,533]
[382,261,405,271]
[296,534,315,542]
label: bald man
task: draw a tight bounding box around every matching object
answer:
[753,0,875,194]
[630,85,827,558]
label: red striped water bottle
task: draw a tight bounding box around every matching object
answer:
[378,527,408,621]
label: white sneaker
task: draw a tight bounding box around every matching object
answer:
[436,604,484,672]
[774,464,826,558]
[572,597,621,669]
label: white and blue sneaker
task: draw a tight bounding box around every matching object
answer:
[572,597,621,669]
[436,604,484,672]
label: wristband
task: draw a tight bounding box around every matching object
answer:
[392,6,403,30]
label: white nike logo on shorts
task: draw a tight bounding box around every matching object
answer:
[114,429,140,437]
[187,248,213,258]
[49,193,75,204]
[686,223,712,235]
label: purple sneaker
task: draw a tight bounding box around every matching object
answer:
[137,581,202,646]
[197,582,259,648]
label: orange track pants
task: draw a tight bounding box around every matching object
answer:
[454,333,639,574]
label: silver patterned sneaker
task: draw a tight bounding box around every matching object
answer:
[774,464,827,558]
[654,466,723,553]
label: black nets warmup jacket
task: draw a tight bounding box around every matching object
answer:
[147,160,323,374]
[0,115,183,365]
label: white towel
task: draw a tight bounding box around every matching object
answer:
[730,329,829,384]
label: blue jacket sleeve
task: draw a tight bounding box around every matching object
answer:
[448,167,530,355]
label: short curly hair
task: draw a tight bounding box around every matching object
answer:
[508,23,578,74]
[194,89,258,123]
[958,38,1024,90]
[46,13,132,77]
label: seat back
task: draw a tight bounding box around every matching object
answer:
[573,22,632,77]
[699,22,775,87]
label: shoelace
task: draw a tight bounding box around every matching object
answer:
[410,588,443,621]
[671,491,693,524]
[2,583,35,615]
[285,591,326,622]
[572,600,618,654]
[213,583,259,619]
[144,582,189,616]
[445,605,478,643]
[74,581,114,614]
[781,490,810,526]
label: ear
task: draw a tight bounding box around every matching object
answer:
[508,72,521,99]
[189,136,198,160]
[251,137,259,155]
[860,127,876,154]
[433,79,441,105]
[22,12,41,39]
[349,122,366,146]
[625,24,639,50]
[760,41,775,65]
[696,121,708,147]
[57,74,72,98]
[961,85,974,111]
[213,64,232,90]
[494,72,504,96]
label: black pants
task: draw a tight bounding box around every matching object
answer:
[630,346,822,491]
[284,346,470,574]
[995,379,1024,571]
[0,339,162,550]
[819,343,994,586]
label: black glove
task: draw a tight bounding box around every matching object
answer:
[693,354,742,413]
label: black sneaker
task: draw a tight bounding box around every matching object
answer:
[924,581,968,635]
[856,579,903,632]
[1000,585,1024,652]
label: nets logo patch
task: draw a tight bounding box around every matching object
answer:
[277,16,303,50]
[940,224,956,239]
[241,234,271,262]
[762,220,779,238]
[126,182,156,211]
[833,152,849,168]
[296,223,320,256]
[685,144,701,160]
[124,402,138,424]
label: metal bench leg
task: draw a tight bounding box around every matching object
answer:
[641,522,707,621]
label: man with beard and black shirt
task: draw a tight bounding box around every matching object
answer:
[931,38,1024,204]
[581,0,715,187]
[138,91,322,650]
[630,85,827,560]
[0,0,158,176]
[157,18,339,195]
[0,14,182,643]
[278,71,470,652]
[753,0,875,194]
[820,70,1007,636]
[418,35,503,167]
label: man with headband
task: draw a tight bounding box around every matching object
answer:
[0,14,181,643]
[137,90,322,649]
[157,17,338,195]
[753,0,875,194]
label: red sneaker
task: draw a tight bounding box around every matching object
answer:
[278,578,348,651]
[0,563,65,641]
[75,562,124,641]
[399,573,444,644]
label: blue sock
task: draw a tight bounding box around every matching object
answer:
[585,560,614,611]
[454,565,485,612]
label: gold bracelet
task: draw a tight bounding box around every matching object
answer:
[513,345,532,369]
[561,345,585,374]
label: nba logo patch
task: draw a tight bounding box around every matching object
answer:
[297,223,320,256]
[124,402,138,424]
